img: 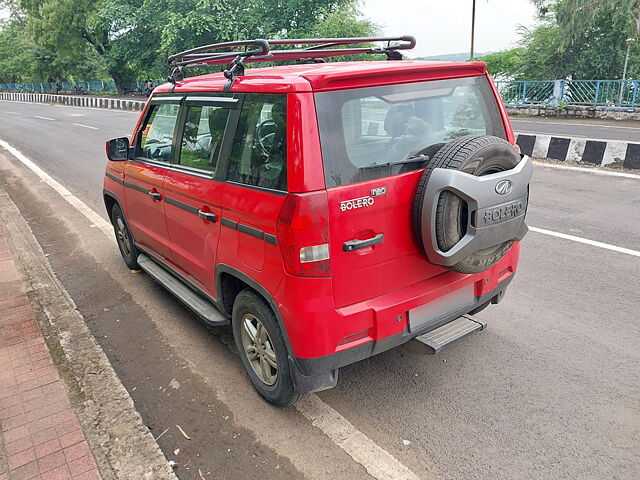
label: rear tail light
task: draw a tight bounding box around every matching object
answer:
[276,191,331,277]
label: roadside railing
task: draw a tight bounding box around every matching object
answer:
[2,78,639,107]
[0,80,163,95]
[495,79,639,107]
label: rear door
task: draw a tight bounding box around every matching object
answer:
[163,95,238,292]
[314,76,507,307]
[124,98,181,259]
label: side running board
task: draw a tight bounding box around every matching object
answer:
[137,253,228,327]
[410,314,486,355]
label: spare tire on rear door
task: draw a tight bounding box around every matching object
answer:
[413,134,527,274]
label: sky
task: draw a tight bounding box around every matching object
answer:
[362,0,539,57]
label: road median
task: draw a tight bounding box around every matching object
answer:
[516,133,640,170]
[0,92,145,112]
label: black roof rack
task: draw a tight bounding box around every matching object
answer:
[166,36,416,89]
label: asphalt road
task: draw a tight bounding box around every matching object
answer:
[511,117,640,142]
[1,100,639,480]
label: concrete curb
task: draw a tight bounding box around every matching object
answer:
[0,92,145,112]
[0,183,177,480]
[507,104,640,121]
[516,133,640,170]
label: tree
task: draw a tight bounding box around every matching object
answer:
[475,48,526,79]
[534,0,640,40]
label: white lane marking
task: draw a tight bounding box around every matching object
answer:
[512,119,640,130]
[533,160,640,179]
[530,226,640,257]
[0,138,421,480]
[0,139,114,239]
[295,394,422,480]
[34,115,55,121]
[73,122,99,130]
[5,111,20,115]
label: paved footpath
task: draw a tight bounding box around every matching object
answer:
[0,230,101,480]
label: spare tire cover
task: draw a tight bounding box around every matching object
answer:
[413,134,522,274]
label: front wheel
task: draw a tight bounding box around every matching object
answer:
[111,203,139,270]
[232,290,299,407]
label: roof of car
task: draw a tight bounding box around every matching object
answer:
[154,60,488,95]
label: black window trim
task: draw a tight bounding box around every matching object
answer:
[223,93,288,194]
[172,93,243,179]
[133,97,184,166]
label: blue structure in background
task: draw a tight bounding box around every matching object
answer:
[494,79,639,107]
[0,78,638,107]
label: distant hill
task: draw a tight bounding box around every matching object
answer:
[411,52,492,62]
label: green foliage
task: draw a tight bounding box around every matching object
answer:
[475,48,526,79]
[477,1,639,80]
[5,0,376,91]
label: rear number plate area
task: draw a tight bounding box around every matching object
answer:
[408,284,475,332]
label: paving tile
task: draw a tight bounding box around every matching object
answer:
[37,450,66,474]
[1,403,25,420]
[58,429,85,449]
[0,393,21,409]
[3,424,30,443]
[54,419,82,437]
[71,469,101,480]
[20,387,44,403]
[8,447,36,470]
[8,460,40,480]
[45,465,72,480]
[34,437,62,459]
[63,441,91,464]
[67,454,97,477]
[32,427,58,446]
[2,412,28,431]
[4,435,34,456]
[0,385,19,401]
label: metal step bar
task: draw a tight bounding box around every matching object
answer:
[137,253,228,327]
[410,314,486,355]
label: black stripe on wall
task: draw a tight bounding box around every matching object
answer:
[547,137,571,161]
[516,135,536,157]
[624,144,640,169]
[582,141,607,165]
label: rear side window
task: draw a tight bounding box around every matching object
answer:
[178,105,230,172]
[315,76,505,187]
[137,103,180,163]
[227,94,287,192]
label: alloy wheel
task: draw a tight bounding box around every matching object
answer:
[240,313,278,386]
[115,216,132,257]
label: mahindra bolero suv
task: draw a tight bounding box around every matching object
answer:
[103,37,532,406]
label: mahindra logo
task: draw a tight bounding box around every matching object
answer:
[495,180,513,195]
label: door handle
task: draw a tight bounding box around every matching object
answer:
[148,191,162,201]
[197,209,217,223]
[343,233,384,252]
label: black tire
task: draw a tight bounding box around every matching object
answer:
[414,135,521,274]
[111,203,139,270]
[232,290,299,407]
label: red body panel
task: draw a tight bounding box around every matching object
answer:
[105,60,521,366]
[163,171,224,292]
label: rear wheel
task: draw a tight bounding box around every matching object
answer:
[232,290,299,407]
[111,203,139,269]
[414,135,521,274]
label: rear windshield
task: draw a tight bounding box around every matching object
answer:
[315,76,505,187]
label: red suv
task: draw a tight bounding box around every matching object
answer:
[103,37,531,406]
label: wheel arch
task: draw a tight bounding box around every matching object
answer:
[103,189,120,223]
[215,264,294,354]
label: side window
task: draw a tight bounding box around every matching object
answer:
[137,103,180,163]
[227,95,287,191]
[178,105,230,172]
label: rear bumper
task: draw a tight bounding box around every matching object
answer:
[293,275,512,377]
